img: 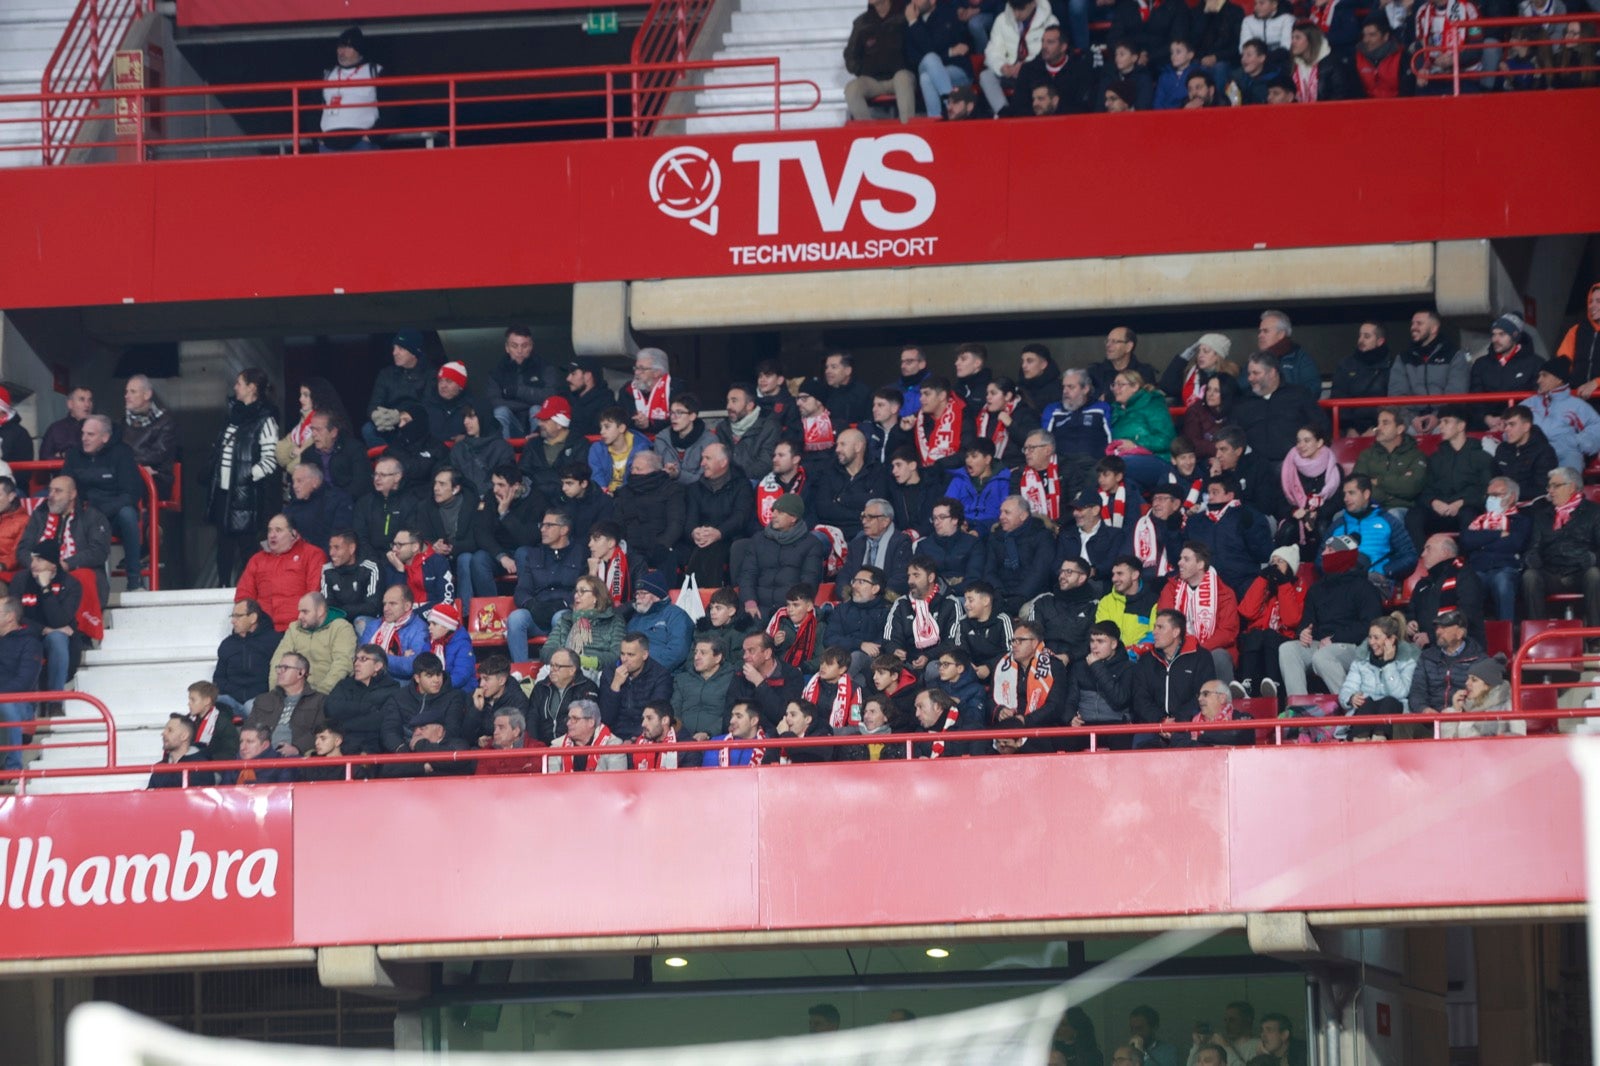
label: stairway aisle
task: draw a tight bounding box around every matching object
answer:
[688,0,855,135]
[0,1,82,168]
[26,588,233,794]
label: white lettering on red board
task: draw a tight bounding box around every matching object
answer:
[0,831,278,909]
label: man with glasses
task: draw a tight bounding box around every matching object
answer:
[353,455,419,561]
[844,498,914,595]
[934,648,990,722]
[213,598,279,721]
[529,647,598,744]
[919,498,982,588]
[1089,326,1160,403]
[507,510,584,662]
[386,527,453,610]
[884,555,963,682]
[322,643,404,756]
[1168,682,1251,747]
[1030,559,1097,660]
[824,566,892,679]
[244,651,326,758]
[1521,466,1600,626]
[990,620,1073,745]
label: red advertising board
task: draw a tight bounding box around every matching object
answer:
[0,787,293,959]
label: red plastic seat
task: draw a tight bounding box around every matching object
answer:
[1412,434,1443,456]
[1331,437,1370,473]
[1484,619,1513,659]
[1583,484,1600,505]
[1518,619,1585,667]
[669,586,717,610]
[1235,696,1278,720]
[816,582,837,604]
[1517,686,1559,735]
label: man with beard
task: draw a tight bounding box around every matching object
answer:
[1389,309,1471,435]
[1328,322,1394,434]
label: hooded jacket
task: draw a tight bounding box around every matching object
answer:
[1340,641,1421,711]
[271,610,358,694]
[1528,386,1600,471]
[1556,281,1600,392]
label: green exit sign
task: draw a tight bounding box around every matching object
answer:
[583,10,618,34]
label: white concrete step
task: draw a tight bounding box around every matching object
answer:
[685,108,848,135]
[737,0,859,11]
[696,87,845,111]
[730,7,856,32]
[725,28,849,48]
[23,772,152,795]
[703,63,849,89]
[82,644,217,667]
[120,587,237,608]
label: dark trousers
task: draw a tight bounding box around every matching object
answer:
[684,541,731,588]
[1348,695,1406,740]
[1237,629,1287,700]
[1406,504,1479,556]
[1522,566,1600,627]
[215,531,259,587]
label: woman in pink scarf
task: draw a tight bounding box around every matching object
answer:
[1279,424,1343,546]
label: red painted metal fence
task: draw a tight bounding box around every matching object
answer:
[630,0,718,135]
[40,0,155,165]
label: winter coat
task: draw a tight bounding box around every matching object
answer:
[611,470,685,568]
[513,541,584,612]
[1029,585,1096,660]
[1238,569,1306,637]
[1094,580,1161,649]
[598,657,674,739]
[1071,652,1134,725]
[1110,389,1175,454]
[587,431,650,492]
[1460,508,1532,575]
[543,606,627,673]
[1491,426,1559,500]
[919,531,983,588]
[1468,342,1544,426]
[322,673,403,755]
[430,623,478,693]
[713,415,781,483]
[652,423,714,485]
[735,523,828,618]
[808,460,888,539]
[358,612,431,680]
[271,613,358,694]
[18,502,112,575]
[1442,681,1523,738]
[1326,505,1416,576]
[207,398,279,535]
[984,517,1056,614]
[352,488,421,559]
[385,681,470,751]
[1329,346,1394,433]
[518,429,588,502]
[726,659,805,732]
[1300,568,1383,644]
[1525,498,1600,576]
[0,625,42,695]
[843,529,916,595]
[527,674,599,744]
[822,597,891,652]
[284,483,354,553]
[1556,281,1600,391]
[1407,558,1486,646]
[1340,643,1420,711]
[1043,400,1114,458]
[1157,572,1241,660]
[1130,636,1214,724]
[459,482,544,564]
[693,613,759,660]
[308,434,371,500]
[630,600,695,673]
[684,473,755,550]
[1389,336,1471,422]
[63,441,144,518]
[671,660,739,741]
[1184,504,1273,597]
[845,0,912,78]
[449,431,514,498]
[1234,385,1326,462]
[1528,387,1600,471]
[953,609,1012,669]
[366,362,431,420]
[213,624,281,705]
[1352,435,1429,510]
[488,354,562,424]
[1109,0,1187,62]
[235,537,328,631]
[1409,635,1487,713]
[944,467,1012,531]
[1418,438,1492,511]
[558,483,615,548]
[1192,0,1244,63]
[1054,520,1128,583]
[245,688,328,754]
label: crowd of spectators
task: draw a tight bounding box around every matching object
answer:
[843,0,1597,122]
[128,288,1600,783]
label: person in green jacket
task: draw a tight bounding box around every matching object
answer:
[541,574,626,677]
[1351,408,1429,513]
[1108,369,1177,491]
[671,636,739,745]
[1406,410,1493,548]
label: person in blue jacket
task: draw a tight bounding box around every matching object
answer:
[424,601,477,694]
[1153,38,1203,109]
[943,439,1012,531]
[626,570,695,673]
[360,584,431,680]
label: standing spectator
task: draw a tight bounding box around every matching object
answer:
[715,384,782,483]
[1528,357,1600,471]
[364,331,431,447]
[564,358,612,442]
[1460,476,1531,622]
[1329,322,1394,434]
[1554,280,1599,404]
[1491,405,1559,499]
[1235,353,1326,463]
[1521,466,1600,627]
[284,464,352,554]
[1129,609,1214,748]
[952,343,992,412]
[1471,313,1544,433]
[0,596,42,773]
[528,648,599,744]
[735,495,827,620]
[1237,546,1306,701]
[213,599,279,719]
[1158,542,1240,685]
[40,387,92,463]
[1017,344,1063,415]
[844,0,916,122]
[541,575,627,675]
[319,26,380,151]
[207,368,279,586]
[985,495,1055,614]
[506,509,584,660]
[1390,309,1471,434]
[245,652,327,757]
[1351,407,1428,515]
[322,643,402,755]
[622,348,673,436]
[683,443,754,587]
[653,395,712,485]
[63,414,147,590]
[1408,411,1491,548]
[19,475,111,600]
[519,397,587,502]
[489,325,560,439]
[1278,535,1380,697]
[906,0,974,118]
[0,386,32,465]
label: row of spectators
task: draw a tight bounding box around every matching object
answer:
[844,0,1597,122]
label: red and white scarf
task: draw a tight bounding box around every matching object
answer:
[1203,499,1239,524]
[976,399,1016,458]
[992,649,1056,719]
[1496,343,1522,368]
[926,701,962,758]
[916,395,965,466]
[802,408,835,453]
[1132,514,1171,576]
[755,468,805,526]
[1020,461,1060,521]
[290,409,315,447]
[39,512,77,565]
[909,581,945,649]
[630,375,671,424]
[803,673,861,729]
[1469,502,1518,534]
[631,726,678,770]
[1174,568,1220,644]
[1180,365,1206,408]
[1294,61,1320,103]
[549,724,616,772]
[1554,492,1583,530]
[766,607,818,669]
[1100,484,1129,529]
[592,547,629,603]
[1181,476,1204,510]
[1190,701,1235,741]
[717,728,767,767]
[371,608,415,654]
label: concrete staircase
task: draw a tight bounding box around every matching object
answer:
[687,0,853,135]
[0,2,79,168]
[26,587,232,795]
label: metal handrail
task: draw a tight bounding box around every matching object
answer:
[40,0,155,165]
[630,0,717,135]
[0,691,118,787]
[1510,624,1600,714]
[11,458,162,591]
[1413,11,1600,94]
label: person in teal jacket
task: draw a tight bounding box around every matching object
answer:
[1109,369,1177,490]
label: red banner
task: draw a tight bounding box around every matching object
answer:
[0,788,293,959]
[179,0,649,28]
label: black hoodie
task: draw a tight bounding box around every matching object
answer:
[1330,343,1393,432]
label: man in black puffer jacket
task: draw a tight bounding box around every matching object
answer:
[733,495,826,620]
[364,330,433,447]
[681,443,754,587]
[983,496,1055,616]
[212,598,280,717]
[1521,468,1600,626]
[323,642,404,755]
[611,452,686,573]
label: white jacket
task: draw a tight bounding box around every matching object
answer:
[1238,12,1295,53]
[985,0,1061,71]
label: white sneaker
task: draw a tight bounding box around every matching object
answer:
[1260,678,1279,700]
[1229,681,1248,701]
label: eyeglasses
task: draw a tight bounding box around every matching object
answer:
[539,521,564,528]
[1200,689,1227,698]
[861,512,888,520]
[275,664,304,672]
[391,539,412,548]
[1023,443,1049,451]
[937,660,958,668]
[850,577,876,585]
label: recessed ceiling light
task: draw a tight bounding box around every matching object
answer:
[925,947,950,959]
[663,956,689,968]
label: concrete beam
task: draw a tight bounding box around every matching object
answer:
[316,945,430,1000]
[628,244,1438,332]
[571,280,634,356]
[1247,912,1327,961]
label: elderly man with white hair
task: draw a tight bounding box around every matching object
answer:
[622,347,673,435]
[545,698,627,772]
[1520,466,1600,627]
[1247,308,1321,396]
[121,373,177,493]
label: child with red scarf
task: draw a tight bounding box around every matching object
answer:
[767,583,821,672]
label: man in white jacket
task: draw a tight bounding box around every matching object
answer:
[980,0,1060,114]
[1237,0,1295,54]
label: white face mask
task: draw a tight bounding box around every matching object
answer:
[1484,494,1506,515]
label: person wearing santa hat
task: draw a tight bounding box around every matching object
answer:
[424,601,477,694]
[424,361,481,443]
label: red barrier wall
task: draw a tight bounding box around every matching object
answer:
[1,91,1597,311]
[0,740,1581,961]
[179,0,649,27]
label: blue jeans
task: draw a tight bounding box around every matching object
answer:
[43,631,71,692]
[917,53,971,116]
[456,551,499,606]
[967,10,994,51]
[505,608,548,664]
[0,701,27,771]
[1479,566,1519,623]
[1064,0,1090,49]
[492,404,526,441]
[109,504,143,588]
[360,421,387,448]
[1119,453,1177,494]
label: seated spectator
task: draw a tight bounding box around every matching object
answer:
[1391,310,1471,435]
[978,0,1061,115]
[767,582,821,673]
[1529,357,1600,471]
[306,412,368,503]
[506,509,584,661]
[1096,555,1161,650]
[652,395,711,486]
[529,647,599,744]
[562,358,610,442]
[913,377,968,470]
[727,632,805,732]
[41,386,91,463]
[519,397,588,502]
[794,377,837,464]
[1097,43,1155,111]
[1471,314,1544,433]
[415,470,476,568]
[321,530,382,628]
[1409,607,1487,715]
[245,651,327,757]
[1226,38,1278,105]
[1067,622,1135,749]
[673,637,738,747]
[810,429,887,540]
[1127,1006,1181,1066]
[384,652,468,752]
[1288,22,1355,101]
[1341,614,1420,741]
[716,384,782,482]
[271,592,356,695]
[385,399,446,491]
[735,494,827,620]
[1130,482,1187,579]
[1279,535,1382,696]
[587,520,635,605]
[284,464,353,554]
[385,528,455,613]
[1408,411,1491,548]
[488,324,560,440]
[883,446,937,534]
[870,653,924,726]
[1111,0,1188,64]
[323,643,402,755]
[628,702,681,770]
[1095,456,1144,532]
[19,475,111,600]
[351,455,419,561]
[990,619,1073,736]
[148,714,215,789]
[987,495,1056,615]
[545,698,627,772]
[380,704,474,779]
[63,414,146,590]
[1235,353,1326,465]
[1042,369,1111,497]
[0,596,40,774]
[613,452,686,574]
[457,465,543,605]
[695,586,760,659]
[1013,23,1093,113]
[589,407,650,494]
[937,646,991,720]
[360,584,430,680]
[823,566,890,677]
[844,0,916,121]
[1160,332,1237,409]
[1278,424,1341,548]
[0,478,27,571]
[622,348,674,437]
[905,0,973,118]
[1186,474,1271,597]
[1130,609,1214,749]
[10,544,84,696]
[802,646,864,732]
[236,514,328,632]
[774,697,836,764]
[708,699,768,767]
[1107,371,1177,488]
[1352,408,1427,515]
[682,443,754,587]
[1030,560,1096,661]
[756,441,810,528]
[1171,681,1253,747]
[464,652,530,747]
[913,502,978,590]
[971,380,1035,474]
[1406,534,1485,647]
[473,709,542,776]
[599,632,673,740]
[836,693,902,761]
[1556,280,1599,399]
[1460,476,1531,622]
[187,680,239,761]
[1240,0,1294,52]
[910,687,983,758]
[826,358,872,428]
[1444,656,1523,738]
[541,575,627,675]
[214,598,278,719]
[1236,546,1305,702]
[752,361,801,446]
[1183,374,1242,465]
[1325,474,1418,584]
[946,439,1011,531]
[1057,488,1127,585]
[449,405,513,499]
[1159,542,1240,685]
[1016,431,1066,526]
[295,721,349,782]
[1329,322,1395,434]
[1522,466,1600,626]
[629,569,694,673]
[1492,405,1559,501]
[1356,16,1405,97]
[1089,326,1162,405]
[1154,38,1203,108]
[424,601,477,693]
[884,556,962,680]
[223,723,297,785]
[1192,0,1244,73]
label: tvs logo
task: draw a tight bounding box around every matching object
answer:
[649,134,941,267]
[650,145,722,236]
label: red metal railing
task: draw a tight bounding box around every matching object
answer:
[630,0,717,135]
[12,458,163,591]
[1510,625,1600,728]
[1414,12,1600,95]
[0,691,119,782]
[6,59,818,164]
[1165,389,1535,439]
[40,0,155,165]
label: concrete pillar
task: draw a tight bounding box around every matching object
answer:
[1473,924,1544,1065]
[571,281,634,357]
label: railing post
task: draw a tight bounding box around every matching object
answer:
[605,70,614,139]
[448,78,457,148]
[291,87,300,155]
[1451,22,1462,96]
[89,0,102,94]
[772,59,780,131]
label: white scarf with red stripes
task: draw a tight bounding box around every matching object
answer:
[1174,568,1221,644]
[631,726,678,770]
[1132,514,1170,575]
[909,580,945,649]
[803,673,861,729]
[717,728,767,767]
[549,724,616,772]
[1100,484,1128,528]
[802,408,835,453]
[976,398,1016,458]
[371,607,415,654]
[755,467,805,526]
[926,701,962,758]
